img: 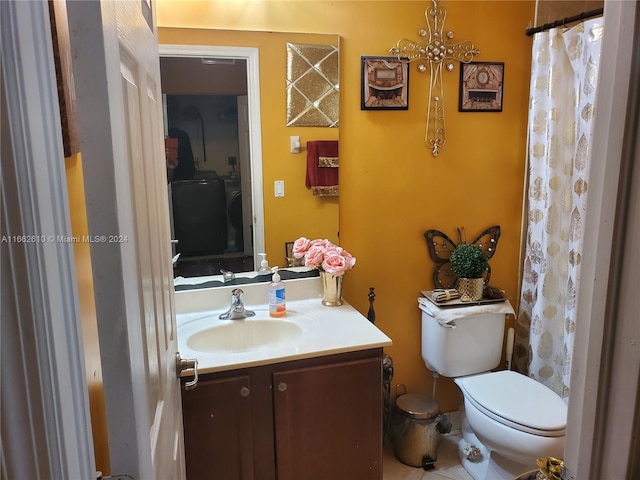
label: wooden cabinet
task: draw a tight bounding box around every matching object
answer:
[273,356,382,479]
[181,349,383,480]
[182,374,254,479]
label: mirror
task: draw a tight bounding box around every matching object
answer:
[159,28,340,281]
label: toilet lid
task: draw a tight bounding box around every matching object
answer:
[459,370,567,436]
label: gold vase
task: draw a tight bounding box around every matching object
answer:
[320,271,343,306]
[457,277,484,302]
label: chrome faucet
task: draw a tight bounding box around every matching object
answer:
[219,288,256,320]
[220,269,236,282]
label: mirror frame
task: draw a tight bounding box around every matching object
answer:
[159,44,266,270]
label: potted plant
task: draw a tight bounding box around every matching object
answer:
[450,244,488,301]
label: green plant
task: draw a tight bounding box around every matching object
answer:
[450,244,488,279]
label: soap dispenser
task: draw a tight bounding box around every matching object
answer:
[257,253,271,274]
[268,267,286,317]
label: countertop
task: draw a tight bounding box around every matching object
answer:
[175,275,392,375]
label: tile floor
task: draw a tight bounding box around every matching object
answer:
[383,434,473,480]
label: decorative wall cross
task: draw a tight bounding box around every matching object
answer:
[390,0,479,156]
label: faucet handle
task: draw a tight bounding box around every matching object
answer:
[221,269,236,282]
[231,288,244,305]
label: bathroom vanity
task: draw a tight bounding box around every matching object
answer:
[182,348,383,480]
[175,274,392,480]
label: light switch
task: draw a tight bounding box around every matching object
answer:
[274,180,285,197]
[290,135,301,154]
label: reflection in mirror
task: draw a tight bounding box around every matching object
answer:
[163,63,252,257]
[162,53,257,278]
[159,29,340,286]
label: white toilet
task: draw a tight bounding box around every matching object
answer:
[419,300,567,480]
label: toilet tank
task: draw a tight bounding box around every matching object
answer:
[420,305,506,378]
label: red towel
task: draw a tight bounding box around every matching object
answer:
[305,140,339,196]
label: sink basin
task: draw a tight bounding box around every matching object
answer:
[186,316,305,353]
[176,295,392,374]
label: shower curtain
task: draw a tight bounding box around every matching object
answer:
[513,19,603,401]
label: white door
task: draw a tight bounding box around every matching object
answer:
[67,1,185,478]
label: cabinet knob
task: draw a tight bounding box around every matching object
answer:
[240,386,250,397]
[277,382,287,392]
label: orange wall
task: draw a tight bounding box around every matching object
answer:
[157,1,534,411]
[65,154,110,474]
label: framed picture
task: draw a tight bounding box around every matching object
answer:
[459,62,504,112]
[361,56,409,110]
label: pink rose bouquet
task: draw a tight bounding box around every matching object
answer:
[292,237,356,276]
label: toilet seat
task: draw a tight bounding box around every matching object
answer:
[457,370,567,437]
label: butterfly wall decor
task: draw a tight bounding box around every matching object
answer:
[424,225,501,289]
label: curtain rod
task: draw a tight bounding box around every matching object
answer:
[525,7,603,36]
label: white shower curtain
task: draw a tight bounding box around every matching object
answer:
[513,19,603,401]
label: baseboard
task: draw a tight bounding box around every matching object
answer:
[444,409,464,435]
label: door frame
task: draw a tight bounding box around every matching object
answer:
[159,44,265,268]
[1,1,95,478]
[565,1,640,477]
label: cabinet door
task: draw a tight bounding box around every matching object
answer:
[182,375,254,480]
[273,357,383,480]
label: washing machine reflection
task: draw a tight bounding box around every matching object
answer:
[223,178,244,252]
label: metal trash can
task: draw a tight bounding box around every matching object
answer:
[390,393,449,470]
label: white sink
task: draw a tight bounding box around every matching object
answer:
[175,280,393,374]
[186,316,305,353]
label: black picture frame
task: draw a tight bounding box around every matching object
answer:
[361,56,409,110]
[459,62,504,112]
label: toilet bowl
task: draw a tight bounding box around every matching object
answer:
[418,300,567,480]
[455,370,567,479]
